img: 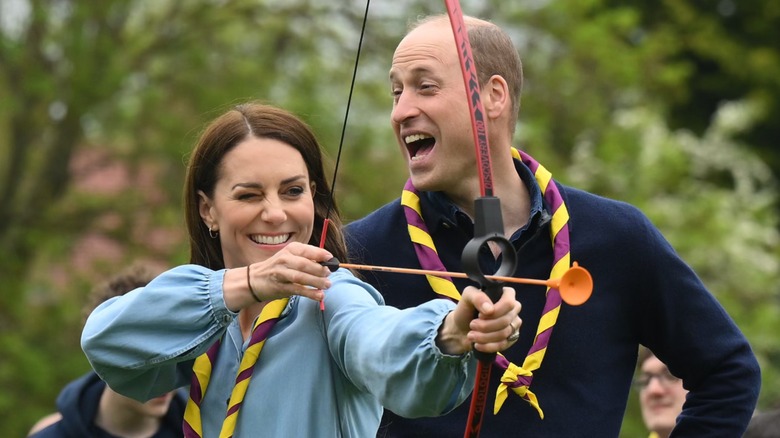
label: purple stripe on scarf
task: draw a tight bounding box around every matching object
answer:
[519,150,539,174]
[235,366,254,383]
[495,354,510,369]
[226,401,242,417]
[248,317,278,347]
[183,420,198,438]
[541,288,562,315]
[189,340,221,405]
[510,375,533,388]
[188,373,204,405]
[527,325,555,357]
[552,224,571,265]
[414,244,450,276]
[546,185,563,212]
[207,340,221,361]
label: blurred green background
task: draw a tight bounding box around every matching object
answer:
[1,0,778,436]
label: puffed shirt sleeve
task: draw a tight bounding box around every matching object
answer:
[81,265,235,401]
[321,269,476,418]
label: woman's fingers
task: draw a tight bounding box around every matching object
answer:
[248,243,333,301]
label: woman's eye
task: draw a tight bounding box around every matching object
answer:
[237,193,258,200]
[286,186,305,197]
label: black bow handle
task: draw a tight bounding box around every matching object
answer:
[461,196,517,362]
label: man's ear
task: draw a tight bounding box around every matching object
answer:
[483,75,509,120]
[198,190,216,229]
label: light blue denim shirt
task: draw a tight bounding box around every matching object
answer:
[81,265,475,437]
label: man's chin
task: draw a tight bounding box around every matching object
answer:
[646,418,675,434]
[409,172,439,192]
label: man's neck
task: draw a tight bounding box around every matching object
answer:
[450,149,530,238]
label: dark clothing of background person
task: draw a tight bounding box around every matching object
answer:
[28,372,186,438]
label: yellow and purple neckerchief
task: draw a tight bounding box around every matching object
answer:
[184,297,288,438]
[401,148,569,419]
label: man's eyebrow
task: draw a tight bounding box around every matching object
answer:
[389,66,435,81]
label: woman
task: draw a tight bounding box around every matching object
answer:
[81,102,521,437]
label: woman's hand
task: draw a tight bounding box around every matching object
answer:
[224,242,333,310]
[436,286,522,356]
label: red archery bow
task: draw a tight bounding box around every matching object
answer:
[443,2,518,437]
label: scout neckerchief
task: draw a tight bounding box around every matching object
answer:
[401,147,569,419]
[183,297,289,438]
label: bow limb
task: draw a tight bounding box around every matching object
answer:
[443,2,517,437]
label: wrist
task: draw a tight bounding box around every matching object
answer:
[246,265,262,302]
[436,312,471,355]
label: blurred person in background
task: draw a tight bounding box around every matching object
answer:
[634,347,687,438]
[27,263,186,438]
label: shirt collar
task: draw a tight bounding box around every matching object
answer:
[421,156,545,236]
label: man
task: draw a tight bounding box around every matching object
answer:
[635,348,687,438]
[344,14,760,437]
[27,264,186,438]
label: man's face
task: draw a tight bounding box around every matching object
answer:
[389,20,480,196]
[638,356,688,436]
[111,390,175,419]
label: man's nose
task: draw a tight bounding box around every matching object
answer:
[391,90,420,125]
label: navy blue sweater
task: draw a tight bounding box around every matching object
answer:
[345,169,760,437]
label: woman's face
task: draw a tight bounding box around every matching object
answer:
[199,137,315,268]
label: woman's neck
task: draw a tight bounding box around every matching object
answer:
[238,301,267,340]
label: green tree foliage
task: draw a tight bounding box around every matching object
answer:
[565,101,780,436]
[0,0,777,436]
[603,0,780,183]
[0,0,395,433]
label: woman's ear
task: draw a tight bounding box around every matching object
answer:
[483,75,509,120]
[198,190,216,229]
[310,181,317,199]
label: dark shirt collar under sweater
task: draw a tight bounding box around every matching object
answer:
[422,157,547,241]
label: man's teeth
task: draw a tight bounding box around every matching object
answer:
[404,133,432,144]
[251,234,290,245]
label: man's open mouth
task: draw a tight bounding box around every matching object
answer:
[405,133,435,160]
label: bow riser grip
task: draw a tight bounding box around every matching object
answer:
[473,196,503,237]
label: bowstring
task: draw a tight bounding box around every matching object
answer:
[320,0,372,247]
[317,7,371,437]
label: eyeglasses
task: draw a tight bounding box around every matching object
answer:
[633,370,681,390]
